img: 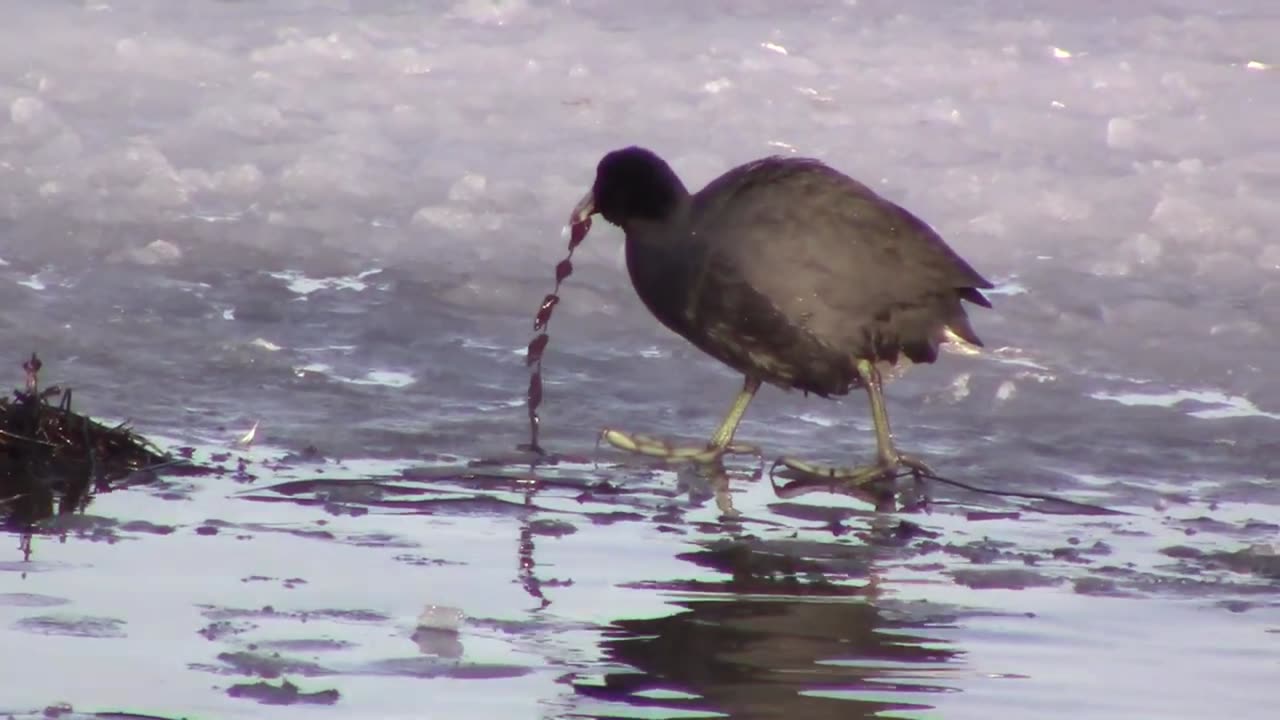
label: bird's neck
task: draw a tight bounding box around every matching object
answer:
[623,208,701,337]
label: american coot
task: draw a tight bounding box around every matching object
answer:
[570,147,993,484]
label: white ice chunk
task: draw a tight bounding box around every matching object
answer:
[1121,233,1163,264]
[280,152,371,198]
[17,275,46,291]
[387,48,432,76]
[449,0,529,24]
[447,173,488,204]
[794,413,839,428]
[411,206,501,234]
[1039,190,1092,222]
[211,164,265,197]
[250,31,360,65]
[1160,72,1201,100]
[967,211,1008,238]
[293,363,416,388]
[10,96,49,127]
[108,239,183,266]
[1106,116,1138,150]
[1256,244,1280,271]
[703,78,733,94]
[417,604,465,631]
[346,370,416,388]
[946,373,972,402]
[269,269,381,296]
[135,170,191,208]
[985,280,1028,297]
[193,104,286,140]
[1149,194,1218,239]
[1092,389,1280,421]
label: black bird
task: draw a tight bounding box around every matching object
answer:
[570,146,993,483]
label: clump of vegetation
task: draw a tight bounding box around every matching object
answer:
[521,215,589,455]
[0,353,170,528]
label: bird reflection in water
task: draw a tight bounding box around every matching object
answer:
[667,456,932,520]
[565,525,962,719]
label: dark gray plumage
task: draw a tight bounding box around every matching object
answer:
[571,145,993,481]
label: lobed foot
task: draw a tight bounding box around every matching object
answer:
[777,452,934,486]
[601,428,759,464]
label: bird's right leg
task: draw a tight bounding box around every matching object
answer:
[778,359,934,484]
[602,376,761,463]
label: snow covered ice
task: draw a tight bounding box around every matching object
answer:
[0,1,1277,718]
[1,0,1274,467]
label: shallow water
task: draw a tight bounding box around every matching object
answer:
[1,1,1278,718]
[2,447,1277,719]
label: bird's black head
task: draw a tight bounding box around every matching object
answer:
[588,147,689,227]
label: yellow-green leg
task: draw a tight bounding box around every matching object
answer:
[780,359,933,484]
[602,376,762,463]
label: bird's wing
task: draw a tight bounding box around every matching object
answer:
[690,158,991,337]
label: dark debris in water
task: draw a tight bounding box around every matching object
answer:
[255,638,358,653]
[0,706,195,720]
[197,604,385,623]
[1071,576,1130,597]
[357,656,533,680]
[1160,543,1280,581]
[951,567,1063,590]
[392,553,466,567]
[198,619,256,642]
[225,678,340,706]
[0,353,172,529]
[215,651,331,679]
[12,614,127,639]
